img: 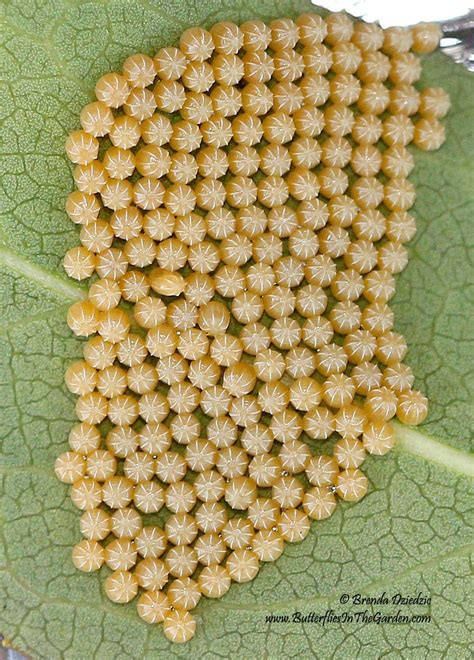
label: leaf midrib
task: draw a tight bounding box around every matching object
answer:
[0,246,86,301]
[1,252,473,475]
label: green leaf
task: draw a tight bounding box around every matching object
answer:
[1,1,473,657]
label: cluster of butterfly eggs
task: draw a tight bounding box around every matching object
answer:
[57,13,448,643]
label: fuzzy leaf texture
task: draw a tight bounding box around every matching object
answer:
[1,0,473,657]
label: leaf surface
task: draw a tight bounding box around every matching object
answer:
[1,1,473,657]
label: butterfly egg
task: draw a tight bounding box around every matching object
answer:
[216,446,250,480]
[198,565,232,599]
[263,285,296,319]
[101,179,134,212]
[295,12,327,45]
[122,53,155,88]
[163,608,197,644]
[252,529,285,563]
[220,233,253,267]
[68,422,101,454]
[333,437,366,469]
[123,451,156,483]
[182,61,215,93]
[272,475,304,510]
[124,87,157,121]
[138,391,170,424]
[70,478,103,510]
[95,71,129,108]
[141,112,173,146]
[80,508,111,541]
[153,46,186,81]
[365,386,398,422]
[65,130,99,165]
[104,538,137,572]
[95,248,129,280]
[153,80,185,114]
[194,470,225,504]
[226,548,260,583]
[120,270,150,303]
[194,532,227,566]
[413,117,446,151]
[363,270,396,304]
[210,333,243,367]
[375,331,408,365]
[360,302,394,336]
[351,362,382,396]
[196,146,229,181]
[419,87,451,118]
[330,74,361,106]
[328,300,360,335]
[110,507,143,539]
[271,409,303,443]
[71,539,105,572]
[382,362,415,394]
[137,591,171,624]
[334,405,366,440]
[109,115,141,149]
[185,436,217,471]
[104,570,139,603]
[107,425,140,458]
[184,271,215,306]
[176,328,209,361]
[246,499,279,533]
[231,291,264,324]
[382,113,415,146]
[134,526,167,559]
[200,385,232,417]
[268,206,299,238]
[64,360,97,396]
[335,468,368,502]
[322,373,355,409]
[155,451,188,484]
[148,269,185,297]
[224,476,258,510]
[278,508,311,543]
[66,300,100,337]
[137,422,170,456]
[168,152,199,186]
[269,317,301,351]
[165,482,197,514]
[381,145,415,178]
[302,406,336,441]
[96,364,128,398]
[73,160,108,194]
[167,381,200,415]
[54,450,86,484]
[412,22,442,53]
[108,393,139,426]
[377,241,409,274]
[195,500,232,534]
[272,49,304,83]
[83,453,115,491]
[168,576,202,611]
[352,113,383,145]
[165,544,198,579]
[362,419,396,455]
[397,390,429,425]
[65,190,101,226]
[165,512,199,545]
[343,239,378,274]
[357,51,390,83]
[382,26,413,55]
[279,439,312,475]
[303,486,337,521]
[240,323,270,358]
